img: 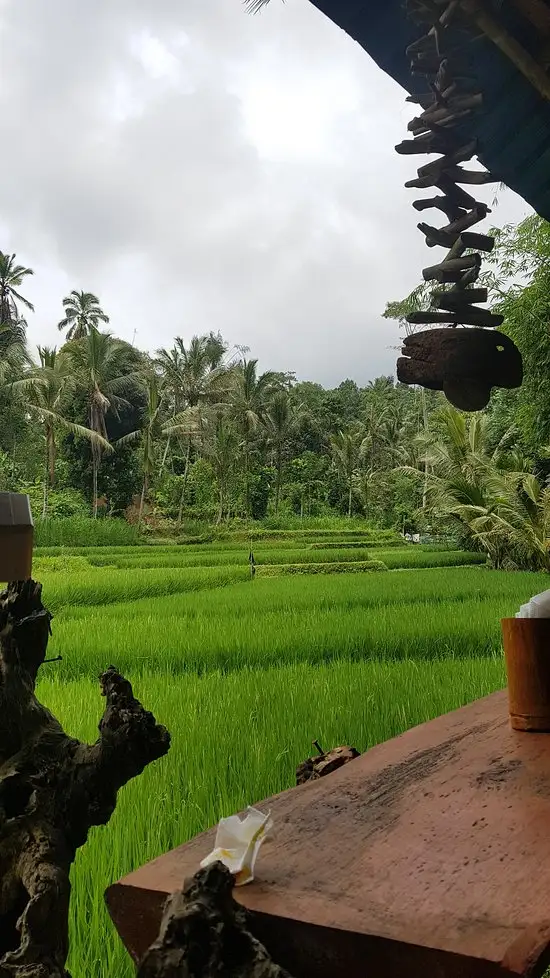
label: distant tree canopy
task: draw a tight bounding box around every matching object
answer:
[1,216,549,570]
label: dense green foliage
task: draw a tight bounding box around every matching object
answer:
[2,215,550,570]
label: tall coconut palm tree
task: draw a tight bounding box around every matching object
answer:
[64,328,143,516]
[0,315,30,479]
[165,333,228,408]
[229,359,279,516]
[155,344,184,475]
[0,252,34,328]
[0,322,29,386]
[12,347,110,517]
[118,369,164,525]
[156,345,184,407]
[157,334,231,521]
[330,428,363,517]
[362,399,391,473]
[265,391,302,514]
[162,405,206,524]
[359,396,410,516]
[58,290,110,341]
[402,407,500,520]
[202,412,239,523]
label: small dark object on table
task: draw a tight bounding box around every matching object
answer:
[296,745,360,785]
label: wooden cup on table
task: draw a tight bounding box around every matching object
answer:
[502,617,550,731]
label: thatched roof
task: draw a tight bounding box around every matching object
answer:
[252,0,550,221]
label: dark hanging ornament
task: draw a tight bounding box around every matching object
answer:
[395,0,523,411]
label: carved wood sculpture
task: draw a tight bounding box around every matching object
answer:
[0,579,170,977]
[395,0,523,411]
[137,863,294,978]
[398,327,523,411]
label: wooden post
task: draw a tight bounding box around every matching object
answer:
[0,492,33,582]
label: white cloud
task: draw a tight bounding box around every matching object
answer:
[0,0,532,383]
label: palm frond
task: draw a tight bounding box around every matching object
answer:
[116,429,141,448]
[27,405,113,451]
[8,288,34,312]
[244,0,273,11]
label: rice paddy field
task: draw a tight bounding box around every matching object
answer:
[23,527,549,975]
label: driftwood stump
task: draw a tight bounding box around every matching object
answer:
[138,863,294,978]
[0,579,170,977]
[296,745,360,786]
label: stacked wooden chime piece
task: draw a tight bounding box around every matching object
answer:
[396,0,523,411]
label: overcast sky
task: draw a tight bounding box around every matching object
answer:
[0,0,531,386]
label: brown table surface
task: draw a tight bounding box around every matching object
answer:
[106,690,550,977]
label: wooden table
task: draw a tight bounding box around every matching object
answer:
[106,690,550,977]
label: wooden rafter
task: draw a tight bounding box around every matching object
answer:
[509,0,550,68]
[509,0,550,39]
[459,0,550,102]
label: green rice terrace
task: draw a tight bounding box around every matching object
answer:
[19,522,547,975]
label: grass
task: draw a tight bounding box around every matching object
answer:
[33,513,403,548]
[55,565,542,619]
[258,558,389,575]
[35,517,141,547]
[41,566,545,681]
[17,526,548,975]
[40,656,506,977]
[34,535,399,557]
[46,592,525,679]
[79,546,485,570]
[230,528,400,542]
[370,549,486,569]
[37,565,251,612]
[308,539,407,549]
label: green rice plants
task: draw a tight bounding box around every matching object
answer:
[251,515,395,533]
[45,573,538,680]
[215,526,400,543]
[33,555,93,574]
[35,517,141,548]
[53,566,547,625]
[37,655,506,977]
[41,565,251,613]
[373,549,487,569]
[83,546,486,572]
[259,559,388,576]
[308,539,405,550]
[36,545,178,558]
[24,555,546,974]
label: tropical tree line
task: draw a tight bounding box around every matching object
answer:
[0,251,431,526]
[0,214,549,569]
[383,213,550,570]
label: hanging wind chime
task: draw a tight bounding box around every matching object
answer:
[396,0,523,411]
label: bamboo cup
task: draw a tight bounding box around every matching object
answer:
[502,617,550,731]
